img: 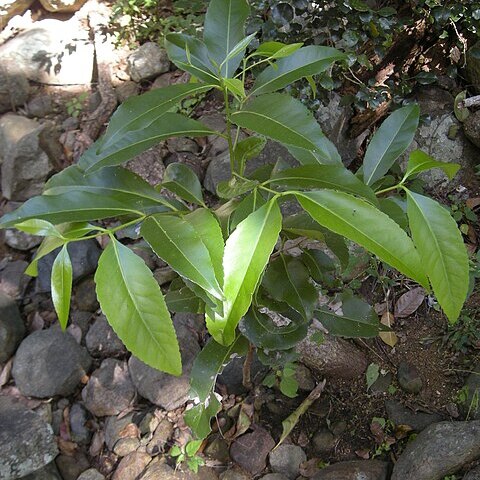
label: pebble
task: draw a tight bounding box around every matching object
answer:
[146,418,174,455]
[55,452,90,480]
[0,292,25,363]
[104,412,137,451]
[312,460,388,480]
[385,400,443,432]
[4,228,42,251]
[113,437,140,457]
[312,428,336,455]
[69,402,91,444]
[397,362,423,394]
[269,444,306,479]
[85,315,127,358]
[219,468,252,480]
[74,277,99,312]
[0,260,30,298]
[115,81,139,102]
[127,42,170,82]
[112,452,151,480]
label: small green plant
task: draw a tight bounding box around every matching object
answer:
[65,92,88,118]
[0,0,470,441]
[170,439,205,473]
[263,361,299,398]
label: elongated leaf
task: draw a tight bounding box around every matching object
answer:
[165,33,219,84]
[203,0,250,77]
[230,190,266,230]
[206,200,282,345]
[378,197,408,229]
[14,219,62,237]
[297,190,429,287]
[301,249,336,282]
[404,150,460,181]
[253,41,303,58]
[394,286,425,318]
[95,239,181,375]
[231,94,341,165]
[224,78,246,99]
[82,113,214,173]
[252,45,346,96]
[269,165,378,204]
[233,136,267,174]
[223,33,257,65]
[363,104,419,186]
[141,214,223,300]
[162,163,204,206]
[217,176,258,199]
[26,236,65,276]
[406,190,469,322]
[184,395,221,440]
[51,244,72,330]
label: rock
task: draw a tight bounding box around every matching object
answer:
[85,315,127,358]
[82,359,135,417]
[12,326,92,397]
[230,426,275,475]
[0,396,58,479]
[20,462,63,479]
[0,19,94,85]
[204,436,230,463]
[397,361,423,394]
[269,444,306,479]
[370,372,393,394]
[312,460,388,480]
[296,330,367,379]
[0,260,30,298]
[385,400,443,431]
[312,428,336,455]
[129,322,200,410]
[0,1,34,31]
[260,475,289,480]
[113,437,140,457]
[127,43,170,82]
[391,421,480,480]
[74,277,99,312]
[69,403,91,444]
[0,62,30,114]
[153,266,177,286]
[115,81,139,103]
[219,468,252,480]
[4,229,41,251]
[464,110,480,148]
[112,452,151,480]
[26,95,53,118]
[199,113,228,157]
[466,40,480,93]
[104,412,138,451]
[77,468,105,480]
[167,137,199,154]
[0,114,54,201]
[465,466,480,480]
[295,364,315,392]
[55,452,90,480]
[0,292,25,362]
[39,0,87,12]
[462,362,480,420]
[126,144,165,187]
[146,418,174,455]
[36,240,102,293]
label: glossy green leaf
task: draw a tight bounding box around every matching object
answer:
[204,0,250,77]
[269,165,378,204]
[165,287,205,313]
[165,33,219,84]
[162,163,205,206]
[252,41,303,58]
[206,199,282,345]
[230,190,266,230]
[297,190,429,287]
[404,150,460,181]
[216,176,258,199]
[233,136,267,174]
[231,93,341,165]
[301,249,336,282]
[223,33,257,65]
[214,198,241,238]
[378,197,408,229]
[82,113,214,173]
[184,395,221,440]
[14,219,62,237]
[141,214,223,300]
[95,238,181,375]
[252,46,345,96]
[282,212,326,241]
[406,189,469,322]
[51,244,73,331]
[224,78,246,99]
[363,104,420,186]
[26,236,66,277]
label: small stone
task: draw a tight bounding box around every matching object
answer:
[219,468,252,480]
[127,43,170,82]
[269,444,306,480]
[26,95,53,118]
[104,412,138,451]
[0,396,58,479]
[12,326,92,398]
[85,315,127,358]
[312,460,388,480]
[70,402,91,444]
[385,400,443,432]
[4,229,42,251]
[115,81,139,103]
[20,462,63,480]
[312,429,336,455]
[167,137,199,154]
[55,452,90,480]
[82,358,135,417]
[295,364,315,391]
[75,277,99,312]
[0,292,25,363]
[397,361,423,394]
[112,452,151,480]
[77,468,105,480]
[205,435,230,463]
[137,461,175,480]
[370,372,393,394]
[139,412,160,436]
[113,437,140,457]
[146,418,174,455]
[0,260,30,298]
[0,66,30,114]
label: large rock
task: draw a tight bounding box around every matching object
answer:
[268,444,306,480]
[391,421,480,480]
[464,465,480,480]
[0,396,59,479]
[0,292,25,363]
[0,64,30,114]
[12,327,92,397]
[0,1,34,31]
[85,315,127,358]
[0,260,30,299]
[20,462,62,480]
[127,43,170,82]
[312,460,388,480]
[0,19,94,85]
[0,114,54,201]
[38,0,87,12]
[462,362,480,420]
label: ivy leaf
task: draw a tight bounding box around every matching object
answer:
[95,238,181,375]
[162,163,205,206]
[51,244,73,331]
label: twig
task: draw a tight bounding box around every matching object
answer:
[242,343,254,390]
[458,95,480,109]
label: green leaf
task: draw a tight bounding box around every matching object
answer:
[141,214,223,300]
[95,238,181,375]
[301,249,336,282]
[165,33,219,84]
[51,244,73,330]
[231,93,341,165]
[230,190,266,230]
[404,150,460,181]
[82,113,214,173]
[297,190,429,287]
[263,255,317,320]
[253,41,303,59]
[363,104,419,186]
[233,136,266,174]
[252,46,346,96]
[14,219,62,238]
[184,395,221,440]
[350,0,370,11]
[216,176,258,199]
[366,363,380,390]
[224,78,246,99]
[206,199,282,345]
[406,190,469,322]
[25,236,66,276]
[378,198,408,229]
[280,373,298,398]
[186,440,203,457]
[165,287,205,313]
[269,165,378,205]
[162,163,205,206]
[223,33,257,65]
[203,0,250,77]
[454,91,470,122]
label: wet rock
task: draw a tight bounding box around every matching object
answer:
[146,418,174,455]
[0,64,30,114]
[115,81,139,103]
[55,452,90,480]
[269,444,306,479]
[82,359,135,417]
[230,426,275,475]
[21,462,63,479]
[0,19,94,85]
[74,277,99,312]
[85,315,126,358]
[312,460,388,480]
[462,362,480,420]
[397,362,423,394]
[69,403,91,444]
[129,322,199,410]
[0,260,30,298]
[219,468,252,480]
[0,1,34,31]
[77,468,105,480]
[0,396,58,479]
[39,0,87,12]
[36,240,102,293]
[112,452,151,480]
[12,326,92,397]
[296,330,367,379]
[391,421,480,480]
[464,110,480,149]
[464,465,480,480]
[385,400,443,431]
[26,95,53,118]
[4,229,41,251]
[127,43,170,82]
[0,292,25,363]
[312,428,336,455]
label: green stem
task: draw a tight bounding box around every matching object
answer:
[375,184,402,196]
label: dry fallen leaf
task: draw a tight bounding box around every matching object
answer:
[394,287,425,318]
[355,449,370,459]
[379,312,397,347]
[466,197,480,210]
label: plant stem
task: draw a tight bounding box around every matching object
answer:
[375,184,401,196]
[67,216,146,242]
[242,343,254,390]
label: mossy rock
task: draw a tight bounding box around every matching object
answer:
[466,41,480,93]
